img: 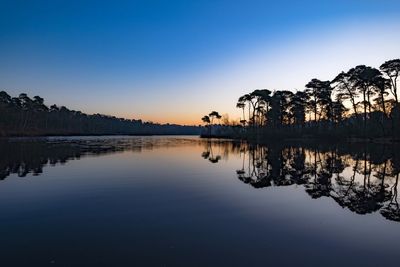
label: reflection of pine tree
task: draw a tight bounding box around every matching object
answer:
[331,158,358,209]
[336,153,383,214]
[289,147,308,185]
[381,174,400,221]
[201,140,222,163]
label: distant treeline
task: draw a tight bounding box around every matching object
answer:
[0,91,201,136]
[203,59,400,140]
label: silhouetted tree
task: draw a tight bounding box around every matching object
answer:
[202,115,211,135]
[305,79,331,122]
[209,111,221,125]
[291,91,307,127]
[332,71,359,116]
[380,59,400,104]
[236,101,246,125]
[348,66,382,134]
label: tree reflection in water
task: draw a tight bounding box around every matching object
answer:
[0,137,198,180]
[201,141,400,222]
[1,137,399,223]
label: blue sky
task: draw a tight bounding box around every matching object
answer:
[1,0,399,124]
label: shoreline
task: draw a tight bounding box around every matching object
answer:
[1,133,399,145]
[0,133,200,139]
[200,134,400,144]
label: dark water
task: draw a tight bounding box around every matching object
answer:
[0,136,399,266]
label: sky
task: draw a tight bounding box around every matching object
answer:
[1,0,399,125]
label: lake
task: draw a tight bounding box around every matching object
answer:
[0,136,399,266]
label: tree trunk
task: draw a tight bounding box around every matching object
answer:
[363,90,367,137]
[381,94,387,117]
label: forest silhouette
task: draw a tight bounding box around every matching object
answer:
[202,59,400,140]
[2,59,399,140]
[0,92,201,136]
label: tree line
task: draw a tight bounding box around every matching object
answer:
[203,59,400,139]
[0,91,201,136]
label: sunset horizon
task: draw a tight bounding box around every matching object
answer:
[1,1,400,266]
[2,1,400,125]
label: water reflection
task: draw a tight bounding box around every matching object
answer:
[201,141,400,222]
[0,137,201,180]
[1,137,399,222]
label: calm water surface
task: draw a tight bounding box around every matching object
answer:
[0,136,399,266]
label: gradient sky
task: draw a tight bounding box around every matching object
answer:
[1,0,400,125]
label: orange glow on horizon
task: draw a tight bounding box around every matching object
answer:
[113,112,241,126]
